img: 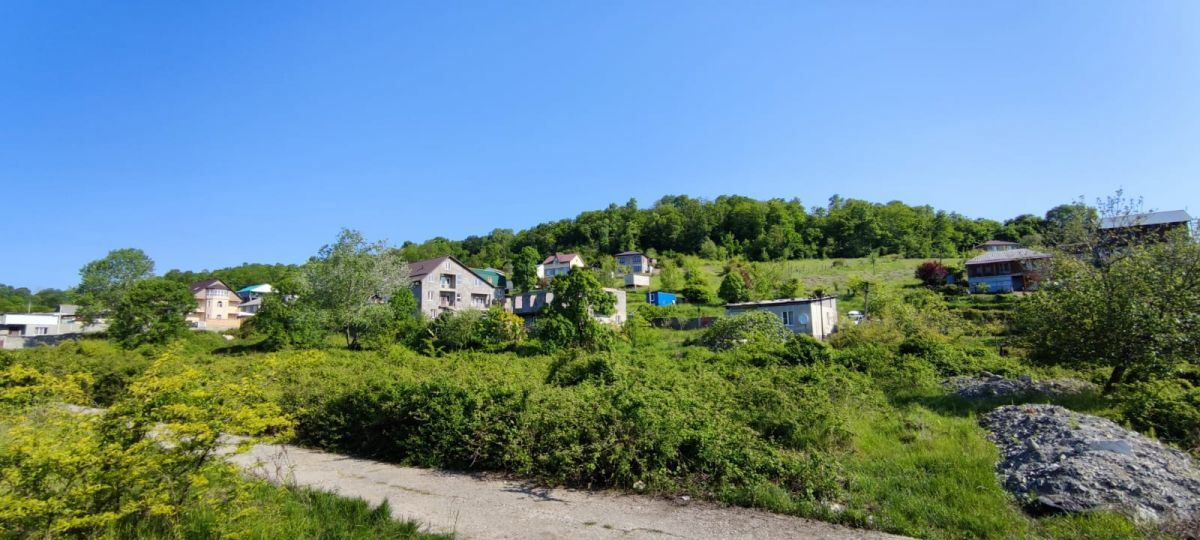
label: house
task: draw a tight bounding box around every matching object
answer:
[236,283,274,316]
[471,267,510,292]
[541,253,585,279]
[506,288,627,326]
[615,251,656,274]
[1099,210,1192,240]
[975,240,1019,252]
[1,305,105,349]
[236,283,274,301]
[408,256,499,318]
[964,248,1050,293]
[186,279,242,330]
[724,296,839,340]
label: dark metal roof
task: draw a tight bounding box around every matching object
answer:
[408,255,496,288]
[725,296,838,309]
[1099,210,1191,230]
[965,248,1051,266]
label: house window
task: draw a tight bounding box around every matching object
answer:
[36,327,49,335]
[440,274,456,289]
[215,314,222,320]
[472,294,488,307]
[781,311,793,325]
[217,301,223,308]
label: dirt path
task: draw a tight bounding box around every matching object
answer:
[230,443,907,539]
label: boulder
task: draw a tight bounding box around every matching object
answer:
[945,372,1094,400]
[980,404,1200,523]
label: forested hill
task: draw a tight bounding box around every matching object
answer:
[395,194,1088,269]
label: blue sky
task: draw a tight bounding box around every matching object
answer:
[3,1,1198,290]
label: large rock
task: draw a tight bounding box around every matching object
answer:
[980,404,1200,523]
[946,372,1094,400]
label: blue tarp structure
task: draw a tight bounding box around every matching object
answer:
[647,291,677,306]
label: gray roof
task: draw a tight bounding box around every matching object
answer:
[725,296,838,309]
[1099,210,1191,230]
[976,240,1018,247]
[407,255,496,288]
[965,248,1051,266]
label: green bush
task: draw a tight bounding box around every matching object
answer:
[781,334,833,366]
[1116,378,1200,453]
[427,310,486,351]
[699,311,790,351]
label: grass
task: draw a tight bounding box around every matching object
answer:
[114,473,449,539]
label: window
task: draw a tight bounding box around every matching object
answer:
[472,294,488,307]
[440,274,456,289]
[217,301,223,308]
[35,327,49,335]
[781,311,793,325]
[215,314,222,320]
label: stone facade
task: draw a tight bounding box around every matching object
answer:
[409,256,499,319]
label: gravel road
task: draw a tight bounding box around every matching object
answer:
[230,443,907,540]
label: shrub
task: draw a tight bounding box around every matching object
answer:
[479,306,527,346]
[1116,378,1200,453]
[781,334,833,366]
[428,310,486,351]
[718,272,751,303]
[914,261,949,288]
[699,311,790,351]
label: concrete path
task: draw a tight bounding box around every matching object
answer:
[230,443,907,540]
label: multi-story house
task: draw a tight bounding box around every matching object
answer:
[408,256,499,318]
[540,253,585,280]
[615,251,655,274]
[186,279,242,330]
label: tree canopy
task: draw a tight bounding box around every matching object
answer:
[76,248,156,322]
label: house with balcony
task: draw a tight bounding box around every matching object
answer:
[186,279,242,330]
[540,253,585,280]
[964,248,1051,293]
[408,256,499,318]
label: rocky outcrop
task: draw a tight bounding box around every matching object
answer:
[945,372,1095,400]
[980,404,1200,523]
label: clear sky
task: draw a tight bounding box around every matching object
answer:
[3,1,1198,290]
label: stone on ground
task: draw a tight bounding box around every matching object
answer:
[980,404,1200,524]
[946,372,1094,400]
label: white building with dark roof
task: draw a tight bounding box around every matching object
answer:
[724,296,839,340]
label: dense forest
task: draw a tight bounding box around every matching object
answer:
[395,194,1087,269]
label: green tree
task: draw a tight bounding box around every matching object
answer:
[1017,231,1200,393]
[539,267,616,349]
[109,278,195,349]
[512,246,541,292]
[77,248,155,323]
[657,260,683,291]
[304,229,410,349]
[680,267,715,305]
[718,272,750,303]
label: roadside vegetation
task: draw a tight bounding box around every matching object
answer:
[2,193,1197,539]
